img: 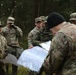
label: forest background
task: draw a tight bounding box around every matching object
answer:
[0,0,76,49]
[0,0,76,75]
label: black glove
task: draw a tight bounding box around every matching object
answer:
[11,24,17,29]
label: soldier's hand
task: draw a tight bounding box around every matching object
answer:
[28,45,33,49]
[11,24,17,29]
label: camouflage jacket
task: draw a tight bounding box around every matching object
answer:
[2,25,23,46]
[38,26,53,42]
[0,34,7,59]
[45,22,76,75]
[28,27,41,47]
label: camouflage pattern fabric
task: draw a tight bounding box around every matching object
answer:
[2,25,23,46]
[28,27,41,47]
[2,25,23,75]
[0,34,7,75]
[7,46,23,58]
[0,34,7,59]
[44,22,76,75]
[2,25,23,56]
[38,26,53,42]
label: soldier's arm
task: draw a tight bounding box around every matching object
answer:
[15,26,23,37]
[28,32,34,48]
[45,32,69,75]
[28,30,43,47]
[32,32,43,46]
[32,39,43,46]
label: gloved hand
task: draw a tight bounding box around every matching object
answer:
[11,24,17,29]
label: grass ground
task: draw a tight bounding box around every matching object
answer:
[8,65,45,75]
[18,67,29,75]
[7,65,29,75]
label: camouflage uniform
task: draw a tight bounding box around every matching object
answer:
[0,22,7,75]
[38,16,52,42]
[2,25,23,56]
[28,16,52,47]
[44,22,76,75]
[28,16,52,75]
[0,34,7,75]
[30,16,52,46]
[2,25,23,45]
[28,17,43,75]
[28,27,41,47]
[0,34,7,59]
[2,17,23,75]
[38,26,52,42]
[28,17,42,48]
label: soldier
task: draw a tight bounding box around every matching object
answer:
[28,17,43,75]
[35,16,52,75]
[28,17,43,49]
[28,16,53,75]
[69,12,76,24]
[31,16,52,48]
[2,17,23,75]
[0,21,7,75]
[44,12,76,75]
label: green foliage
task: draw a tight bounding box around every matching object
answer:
[19,35,28,49]
[18,67,29,75]
[8,65,45,75]
[8,65,29,75]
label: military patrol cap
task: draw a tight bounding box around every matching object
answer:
[47,12,65,29]
[40,16,45,21]
[40,16,48,23]
[40,16,49,23]
[35,17,42,23]
[7,16,15,23]
[44,16,48,23]
[7,17,15,21]
[70,13,76,20]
